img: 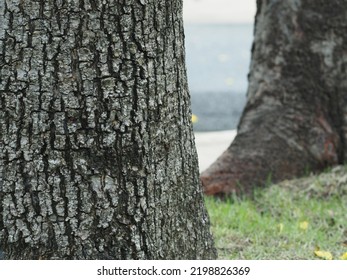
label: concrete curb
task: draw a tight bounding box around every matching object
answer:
[194,130,236,172]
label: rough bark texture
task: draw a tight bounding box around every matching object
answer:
[0,0,216,259]
[202,0,347,195]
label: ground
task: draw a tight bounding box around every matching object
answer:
[206,165,347,260]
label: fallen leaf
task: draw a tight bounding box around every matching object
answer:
[299,221,309,231]
[191,114,198,123]
[314,250,333,260]
[278,223,284,233]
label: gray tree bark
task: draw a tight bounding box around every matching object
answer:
[202,0,347,195]
[0,0,216,259]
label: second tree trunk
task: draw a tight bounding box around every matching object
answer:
[202,0,347,195]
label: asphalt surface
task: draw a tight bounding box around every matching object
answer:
[191,91,246,132]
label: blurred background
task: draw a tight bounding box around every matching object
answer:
[183,0,256,131]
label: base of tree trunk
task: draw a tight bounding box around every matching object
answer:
[201,110,341,196]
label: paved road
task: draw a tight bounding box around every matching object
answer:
[191,91,246,131]
[184,23,251,131]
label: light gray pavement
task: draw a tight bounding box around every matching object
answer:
[194,130,236,172]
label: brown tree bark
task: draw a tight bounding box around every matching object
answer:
[0,0,216,259]
[201,0,347,195]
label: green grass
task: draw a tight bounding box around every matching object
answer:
[206,166,347,260]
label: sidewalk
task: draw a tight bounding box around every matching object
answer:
[194,130,236,172]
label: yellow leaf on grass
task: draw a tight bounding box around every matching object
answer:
[191,114,198,123]
[278,223,284,233]
[340,252,347,260]
[299,221,309,231]
[314,250,333,260]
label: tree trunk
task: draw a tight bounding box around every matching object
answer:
[201,0,347,195]
[0,0,216,259]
